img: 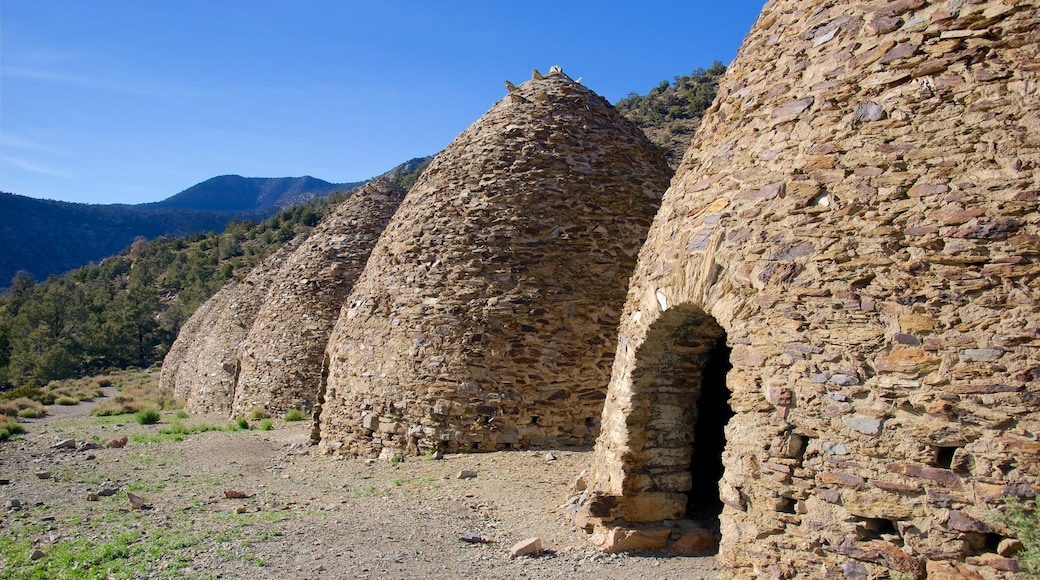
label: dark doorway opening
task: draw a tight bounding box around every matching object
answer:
[686,336,733,522]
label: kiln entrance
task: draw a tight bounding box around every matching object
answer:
[686,336,732,522]
[624,305,731,527]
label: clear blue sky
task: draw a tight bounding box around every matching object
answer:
[1,1,765,205]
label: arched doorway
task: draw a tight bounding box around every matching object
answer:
[623,304,732,533]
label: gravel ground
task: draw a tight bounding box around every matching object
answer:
[0,403,720,579]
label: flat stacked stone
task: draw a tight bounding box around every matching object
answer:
[232,178,407,417]
[159,240,302,414]
[576,1,1039,577]
[316,68,672,457]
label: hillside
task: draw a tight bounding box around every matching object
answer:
[0,176,358,285]
[138,175,360,213]
[0,159,432,389]
[615,61,726,166]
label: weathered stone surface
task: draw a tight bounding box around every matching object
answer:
[592,526,670,553]
[159,237,305,414]
[232,178,407,417]
[669,528,717,556]
[578,0,1040,577]
[316,68,671,456]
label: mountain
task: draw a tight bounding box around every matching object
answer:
[137,175,360,213]
[0,175,358,285]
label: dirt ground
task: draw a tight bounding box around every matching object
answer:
[0,395,721,579]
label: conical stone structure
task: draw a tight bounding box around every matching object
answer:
[316,68,672,457]
[160,239,301,414]
[575,1,1039,577]
[231,178,407,417]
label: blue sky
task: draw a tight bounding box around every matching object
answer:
[1,1,765,205]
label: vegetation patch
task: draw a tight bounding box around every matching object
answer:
[0,418,26,441]
[135,408,161,425]
[0,396,46,418]
[283,408,307,422]
[1002,499,1040,576]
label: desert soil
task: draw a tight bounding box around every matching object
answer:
[0,395,721,579]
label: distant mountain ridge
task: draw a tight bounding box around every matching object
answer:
[136,175,360,213]
[0,175,359,285]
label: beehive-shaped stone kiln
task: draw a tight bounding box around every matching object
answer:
[315,68,672,456]
[231,178,407,417]
[160,239,300,414]
[574,1,1039,577]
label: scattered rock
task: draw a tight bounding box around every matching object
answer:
[85,493,99,501]
[7,498,22,510]
[571,469,588,491]
[457,470,478,480]
[35,471,52,480]
[545,452,557,462]
[224,489,251,499]
[107,436,128,449]
[459,532,498,544]
[127,492,148,510]
[97,488,118,497]
[509,537,543,558]
[50,439,77,450]
[77,442,103,452]
[30,549,46,561]
[235,506,249,514]
[0,478,10,485]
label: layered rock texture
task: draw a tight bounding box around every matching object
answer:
[159,241,301,413]
[575,0,1040,578]
[159,180,406,416]
[315,68,672,456]
[232,179,407,416]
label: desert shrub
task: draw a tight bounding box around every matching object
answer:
[259,419,273,431]
[236,417,249,430]
[1003,500,1040,576]
[249,407,269,420]
[1,397,47,418]
[135,408,161,425]
[55,396,78,406]
[0,419,26,441]
[283,409,307,422]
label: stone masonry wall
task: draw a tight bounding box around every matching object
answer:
[578,1,1039,577]
[160,240,303,414]
[232,178,407,417]
[316,69,673,457]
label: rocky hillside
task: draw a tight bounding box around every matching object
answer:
[615,62,726,166]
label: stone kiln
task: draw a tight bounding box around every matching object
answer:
[160,180,405,416]
[159,240,301,414]
[575,0,1039,578]
[232,178,407,417]
[315,68,672,456]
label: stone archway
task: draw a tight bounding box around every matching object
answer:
[575,303,733,553]
[622,305,731,525]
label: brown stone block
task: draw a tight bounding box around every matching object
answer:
[886,462,964,491]
[925,560,985,580]
[874,349,942,374]
[619,493,686,523]
[669,528,718,556]
[594,525,671,553]
[818,471,866,489]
